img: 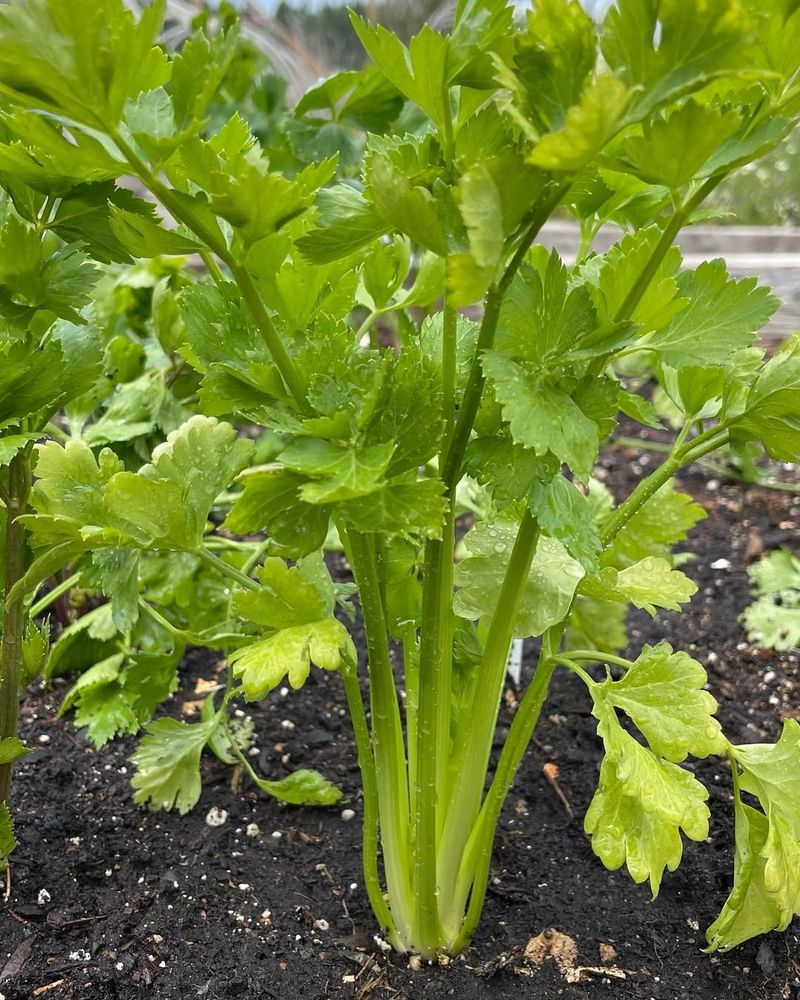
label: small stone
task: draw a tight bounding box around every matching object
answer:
[280,719,295,731]
[238,883,251,891]
[710,558,731,570]
[408,955,423,972]
[373,935,392,955]
[38,734,50,744]
[245,823,261,838]
[152,934,163,944]
[313,918,329,932]
[271,830,282,839]
[205,807,229,828]
[37,888,51,906]
[340,808,356,822]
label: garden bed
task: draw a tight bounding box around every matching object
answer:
[1,446,799,1000]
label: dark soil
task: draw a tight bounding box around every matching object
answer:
[2,447,799,1000]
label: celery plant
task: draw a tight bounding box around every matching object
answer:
[2,0,800,959]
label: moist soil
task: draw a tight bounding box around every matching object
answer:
[1,443,799,1000]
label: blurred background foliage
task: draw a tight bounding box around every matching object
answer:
[131,0,800,226]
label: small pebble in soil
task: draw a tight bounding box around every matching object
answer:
[271,830,282,839]
[37,888,51,906]
[710,557,731,570]
[38,734,50,744]
[238,883,251,891]
[280,719,295,731]
[340,808,356,822]
[245,823,261,838]
[313,918,329,932]
[373,935,392,955]
[205,806,229,828]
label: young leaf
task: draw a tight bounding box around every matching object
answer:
[586,701,711,895]
[297,185,386,264]
[733,719,800,837]
[706,801,799,952]
[228,618,355,702]
[0,736,30,765]
[741,549,800,650]
[350,17,450,131]
[233,557,331,629]
[84,547,141,632]
[224,469,331,558]
[593,643,726,761]
[131,717,218,814]
[244,767,341,807]
[528,474,602,573]
[641,261,779,367]
[482,352,602,480]
[612,101,742,190]
[280,439,395,505]
[108,204,203,259]
[603,483,706,568]
[512,0,597,132]
[580,557,698,615]
[0,0,169,129]
[602,0,756,118]
[728,334,800,461]
[528,75,630,172]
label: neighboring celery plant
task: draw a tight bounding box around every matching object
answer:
[0,211,106,868]
[2,0,800,959]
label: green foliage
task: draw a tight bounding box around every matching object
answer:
[741,548,800,650]
[0,0,797,963]
[131,717,217,814]
[708,721,800,950]
[454,517,584,638]
[0,803,15,872]
[585,699,712,895]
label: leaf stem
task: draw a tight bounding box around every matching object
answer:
[451,625,561,952]
[437,510,540,938]
[109,129,308,410]
[0,450,31,805]
[342,528,414,948]
[557,649,634,670]
[600,428,729,547]
[441,183,570,492]
[196,546,261,592]
[28,571,81,620]
[338,662,401,948]
[548,656,599,687]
